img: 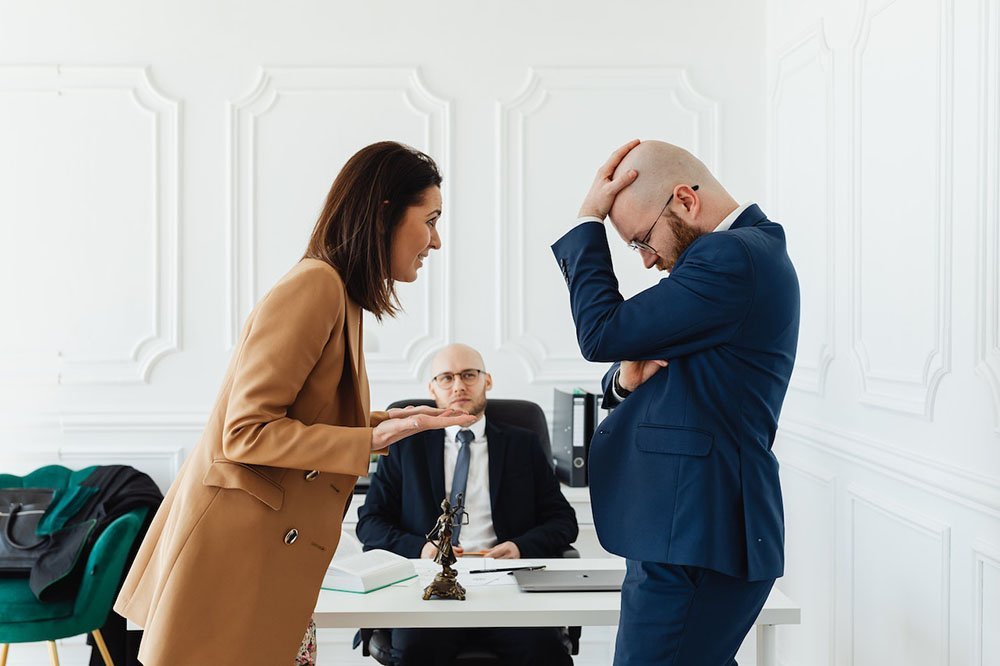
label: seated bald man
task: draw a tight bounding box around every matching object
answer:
[552,140,800,665]
[356,343,578,666]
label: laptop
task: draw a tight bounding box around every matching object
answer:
[512,569,625,592]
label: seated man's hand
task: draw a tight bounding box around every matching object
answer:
[485,541,520,559]
[421,542,464,558]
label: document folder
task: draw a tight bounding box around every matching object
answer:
[552,388,602,487]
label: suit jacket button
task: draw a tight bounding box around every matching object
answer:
[305,470,320,481]
[284,529,299,545]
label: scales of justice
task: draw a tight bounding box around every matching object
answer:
[422,493,470,601]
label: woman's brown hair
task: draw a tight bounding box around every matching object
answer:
[304,141,442,320]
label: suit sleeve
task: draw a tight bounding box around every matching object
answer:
[551,222,754,363]
[355,442,427,558]
[600,362,622,410]
[222,265,372,476]
[510,433,579,558]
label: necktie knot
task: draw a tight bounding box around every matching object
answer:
[456,429,474,447]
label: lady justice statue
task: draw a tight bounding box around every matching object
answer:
[422,494,468,601]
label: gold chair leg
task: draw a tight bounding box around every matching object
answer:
[47,641,59,666]
[92,629,115,666]
[1,643,8,666]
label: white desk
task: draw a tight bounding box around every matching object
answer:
[313,558,800,666]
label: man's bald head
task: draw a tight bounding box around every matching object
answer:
[609,141,724,227]
[428,343,492,417]
[429,344,486,377]
[601,140,738,272]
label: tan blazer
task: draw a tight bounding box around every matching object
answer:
[114,259,389,665]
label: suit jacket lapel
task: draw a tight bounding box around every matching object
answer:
[344,300,367,422]
[486,421,506,512]
[427,429,446,505]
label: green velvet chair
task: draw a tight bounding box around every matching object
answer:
[0,465,149,666]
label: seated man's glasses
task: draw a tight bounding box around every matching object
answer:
[431,369,485,388]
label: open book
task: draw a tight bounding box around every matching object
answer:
[321,549,417,594]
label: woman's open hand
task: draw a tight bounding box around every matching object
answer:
[385,404,460,420]
[372,407,477,451]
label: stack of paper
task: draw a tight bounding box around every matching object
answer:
[321,549,417,594]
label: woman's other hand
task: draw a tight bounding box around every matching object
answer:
[372,409,477,451]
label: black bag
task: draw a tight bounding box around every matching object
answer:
[0,488,54,573]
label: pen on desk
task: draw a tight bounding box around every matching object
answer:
[467,565,547,574]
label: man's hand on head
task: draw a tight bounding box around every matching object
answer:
[577,139,641,220]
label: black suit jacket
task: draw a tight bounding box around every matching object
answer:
[356,420,578,558]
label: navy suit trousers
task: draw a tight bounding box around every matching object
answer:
[614,561,774,666]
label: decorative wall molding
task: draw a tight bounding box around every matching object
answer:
[496,67,720,381]
[227,67,452,380]
[973,539,1000,666]
[976,0,1000,432]
[847,484,951,666]
[57,446,185,481]
[777,457,837,666]
[58,412,207,434]
[0,66,180,384]
[769,25,836,395]
[780,418,1000,520]
[848,0,954,417]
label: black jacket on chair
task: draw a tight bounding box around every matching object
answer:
[356,420,578,558]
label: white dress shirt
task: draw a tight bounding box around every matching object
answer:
[443,416,497,551]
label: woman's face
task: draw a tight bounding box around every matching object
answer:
[390,186,443,282]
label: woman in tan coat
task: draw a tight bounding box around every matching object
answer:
[113,141,476,665]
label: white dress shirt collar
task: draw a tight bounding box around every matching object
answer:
[714,202,755,233]
[445,414,487,443]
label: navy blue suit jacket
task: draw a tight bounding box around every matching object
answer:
[551,205,799,581]
[356,419,578,559]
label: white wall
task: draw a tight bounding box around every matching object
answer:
[6,1,999,665]
[765,0,1000,664]
[0,1,767,664]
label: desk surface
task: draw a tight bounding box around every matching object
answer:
[313,558,801,629]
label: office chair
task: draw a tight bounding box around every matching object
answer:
[354,398,581,665]
[0,465,149,666]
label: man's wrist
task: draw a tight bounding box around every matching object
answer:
[576,214,605,224]
[612,368,632,400]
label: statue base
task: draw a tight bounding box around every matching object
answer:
[422,569,466,601]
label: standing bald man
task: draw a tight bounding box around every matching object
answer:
[551,140,800,665]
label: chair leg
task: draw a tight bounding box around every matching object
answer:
[1,643,8,666]
[47,641,59,666]
[92,629,115,666]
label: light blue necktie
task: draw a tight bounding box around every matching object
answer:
[449,429,474,545]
